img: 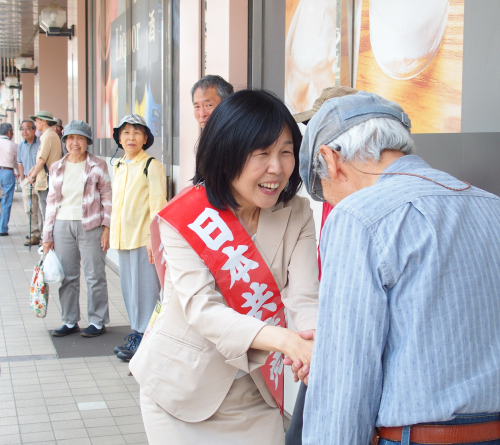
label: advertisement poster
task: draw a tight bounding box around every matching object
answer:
[285,0,341,114]
[355,0,464,133]
[104,0,163,152]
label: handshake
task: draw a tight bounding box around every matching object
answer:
[283,329,315,385]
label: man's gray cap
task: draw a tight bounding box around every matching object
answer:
[62,120,93,145]
[112,114,154,150]
[299,91,411,201]
[54,117,63,128]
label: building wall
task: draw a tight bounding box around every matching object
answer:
[35,34,69,123]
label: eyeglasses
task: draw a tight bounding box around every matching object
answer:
[311,173,325,202]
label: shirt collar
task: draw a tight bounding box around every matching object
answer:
[0,135,9,140]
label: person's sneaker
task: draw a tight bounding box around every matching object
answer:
[116,332,143,362]
[113,331,142,355]
[81,325,107,337]
[0,232,8,236]
[24,235,40,246]
[52,324,80,337]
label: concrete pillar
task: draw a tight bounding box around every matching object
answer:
[34,33,69,123]
[20,73,35,121]
[67,0,87,122]
[205,0,248,90]
[178,0,202,189]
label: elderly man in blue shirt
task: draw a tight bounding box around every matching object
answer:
[297,91,500,445]
[17,119,41,245]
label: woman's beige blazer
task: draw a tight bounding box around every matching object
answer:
[130,195,319,422]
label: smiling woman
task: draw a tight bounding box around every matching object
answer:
[42,120,112,339]
[130,90,319,445]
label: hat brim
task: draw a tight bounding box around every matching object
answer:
[112,124,154,150]
[62,129,93,146]
[29,115,57,123]
[294,110,315,124]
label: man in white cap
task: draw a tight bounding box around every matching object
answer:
[27,111,62,219]
[299,91,500,445]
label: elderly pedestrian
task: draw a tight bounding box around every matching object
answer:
[17,120,42,245]
[130,90,319,445]
[43,121,112,338]
[54,117,67,156]
[0,123,18,236]
[27,110,62,219]
[110,114,167,361]
[191,75,234,129]
[299,91,500,445]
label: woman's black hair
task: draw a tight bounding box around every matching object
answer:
[193,89,303,210]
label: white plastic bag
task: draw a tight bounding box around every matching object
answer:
[43,249,66,283]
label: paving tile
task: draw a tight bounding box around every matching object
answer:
[118,423,146,434]
[21,431,55,443]
[0,408,17,417]
[42,388,73,398]
[91,436,126,445]
[110,406,142,417]
[80,409,113,419]
[0,424,19,435]
[13,390,43,400]
[83,416,117,428]
[14,397,46,408]
[19,422,53,434]
[71,386,102,396]
[44,396,75,406]
[77,401,108,411]
[0,433,21,445]
[114,415,146,426]
[54,428,90,440]
[87,425,121,437]
[51,419,85,430]
[57,439,92,445]
[0,417,18,427]
[105,398,138,408]
[49,411,82,422]
[123,432,148,444]
[18,413,50,424]
[47,403,79,414]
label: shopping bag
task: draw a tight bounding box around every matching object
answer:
[30,255,49,318]
[43,249,65,283]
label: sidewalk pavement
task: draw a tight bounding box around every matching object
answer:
[0,191,148,444]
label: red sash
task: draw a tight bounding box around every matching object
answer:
[150,185,286,414]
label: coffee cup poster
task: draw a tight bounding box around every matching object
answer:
[285,0,465,134]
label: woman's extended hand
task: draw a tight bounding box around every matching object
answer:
[43,242,54,254]
[283,329,316,385]
[146,235,154,264]
[101,226,110,252]
[250,325,314,368]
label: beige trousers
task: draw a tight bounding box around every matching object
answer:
[140,374,285,445]
[21,178,40,237]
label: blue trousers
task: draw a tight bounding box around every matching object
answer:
[379,413,500,445]
[0,169,15,233]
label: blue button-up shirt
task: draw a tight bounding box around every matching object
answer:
[17,135,40,172]
[303,155,500,445]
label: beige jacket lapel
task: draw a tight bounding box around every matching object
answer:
[255,202,292,271]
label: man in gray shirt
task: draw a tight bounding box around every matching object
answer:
[17,120,41,245]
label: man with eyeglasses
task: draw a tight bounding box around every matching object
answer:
[298,91,500,445]
[17,120,41,245]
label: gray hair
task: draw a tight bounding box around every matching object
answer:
[314,117,415,179]
[0,123,12,135]
[21,120,35,130]
[191,75,234,101]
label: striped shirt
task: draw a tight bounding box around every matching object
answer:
[43,153,112,242]
[303,155,500,445]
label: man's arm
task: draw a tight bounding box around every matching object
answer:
[18,163,25,180]
[303,211,390,445]
[28,157,46,184]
